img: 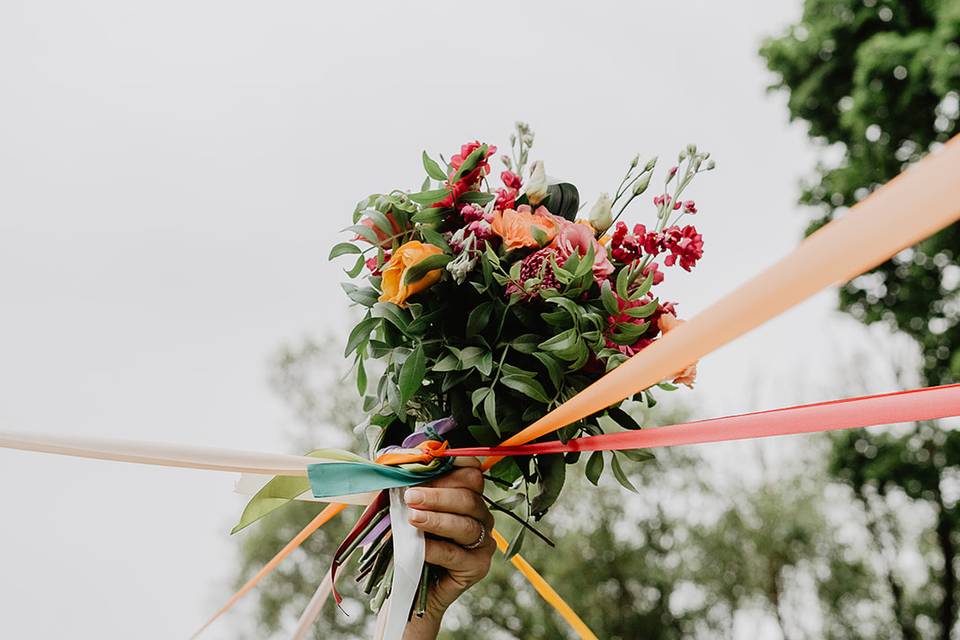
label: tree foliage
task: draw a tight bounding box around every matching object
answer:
[762,2,960,638]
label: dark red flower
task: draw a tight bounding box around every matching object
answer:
[506,247,561,299]
[604,299,678,357]
[609,222,665,263]
[365,250,391,276]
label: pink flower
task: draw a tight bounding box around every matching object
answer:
[460,204,485,223]
[683,200,697,214]
[495,187,518,211]
[550,218,614,280]
[501,170,522,190]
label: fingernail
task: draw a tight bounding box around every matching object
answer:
[409,510,427,523]
[405,489,424,505]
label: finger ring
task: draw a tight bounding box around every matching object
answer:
[463,521,486,550]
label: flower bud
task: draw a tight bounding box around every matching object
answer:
[706,159,716,170]
[587,192,613,234]
[686,143,697,155]
[644,157,658,172]
[633,172,652,196]
[525,160,548,205]
[629,154,639,169]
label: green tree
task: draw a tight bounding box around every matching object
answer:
[762,3,960,638]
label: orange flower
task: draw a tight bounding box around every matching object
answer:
[490,204,559,251]
[658,313,698,388]
[379,241,445,307]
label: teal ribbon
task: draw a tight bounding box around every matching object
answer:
[308,458,454,499]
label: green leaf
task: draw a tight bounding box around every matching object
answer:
[585,450,604,486]
[450,144,488,183]
[607,406,642,430]
[398,344,426,407]
[500,374,551,403]
[356,356,367,395]
[345,316,379,356]
[505,524,526,559]
[471,387,490,411]
[483,389,499,436]
[530,224,549,247]
[610,453,639,493]
[615,265,631,299]
[530,454,566,519]
[632,268,656,298]
[403,254,452,285]
[618,448,655,463]
[433,353,461,372]
[345,254,366,278]
[329,242,361,260]
[532,352,563,390]
[460,191,495,205]
[600,280,619,316]
[346,223,380,245]
[407,188,450,206]
[511,334,541,354]
[419,226,451,253]
[459,346,486,369]
[421,151,447,181]
[538,328,578,353]
[466,301,494,338]
[476,351,494,377]
[411,208,447,224]
[344,285,380,308]
[542,182,580,221]
[624,298,658,318]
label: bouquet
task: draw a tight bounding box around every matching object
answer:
[321,123,714,615]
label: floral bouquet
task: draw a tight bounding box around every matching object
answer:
[319,123,714,615]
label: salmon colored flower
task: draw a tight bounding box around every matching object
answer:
[490,204,558,251]
[379,241,444,307]
[658,313,697,387]
[357,212,403,248]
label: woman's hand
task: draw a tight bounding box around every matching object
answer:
[402,458,495,639]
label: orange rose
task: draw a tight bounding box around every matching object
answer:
[379,241,445,307]
[490,204,559,251]
[658,313,698,388]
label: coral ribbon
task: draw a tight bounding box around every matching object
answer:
[446,384,960,458]
[481,134,960,470]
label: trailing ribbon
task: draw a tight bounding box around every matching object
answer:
[480,134,960,470]
[445,384,960,458]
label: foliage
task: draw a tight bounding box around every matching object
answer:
[329,123,715,542]
[762,2,960,638]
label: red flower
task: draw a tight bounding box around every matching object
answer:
[501,170,522,190]
[365,250,391,276]
[495,187,518,211]
[433,142,497,210]
[609,222,665,263]
[604,299,678,357]
[662,225,704,271]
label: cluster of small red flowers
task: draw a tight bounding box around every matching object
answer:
[604,296,677,357]
[608,220,704,273]
[495,170,522,211]
[662,225,704,271]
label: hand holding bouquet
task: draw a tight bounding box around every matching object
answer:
[322,124,714,615]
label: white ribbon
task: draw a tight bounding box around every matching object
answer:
[383,487,425,640]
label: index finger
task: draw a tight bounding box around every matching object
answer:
[423,466,484,493]
[452,456,481,468]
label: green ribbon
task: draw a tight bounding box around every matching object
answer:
[308,458,454,498]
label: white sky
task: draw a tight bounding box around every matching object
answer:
[0,1,906,638]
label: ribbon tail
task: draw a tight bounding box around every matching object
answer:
[492,529,598,640]
[191,502,347,639]
[291,571,336,640]
[382,487,425,640]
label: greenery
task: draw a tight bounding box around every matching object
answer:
[762,2,960,638]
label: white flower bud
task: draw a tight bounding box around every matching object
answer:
[587,192,613,234]
[525,160,548,205]
[633,172,652,196]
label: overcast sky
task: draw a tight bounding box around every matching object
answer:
[0,1,910,638]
